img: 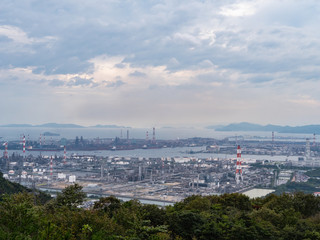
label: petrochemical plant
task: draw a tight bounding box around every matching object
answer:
[1,130,320,204]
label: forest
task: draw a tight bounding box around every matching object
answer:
[2,172,320,239]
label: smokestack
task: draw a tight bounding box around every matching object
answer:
[63,145,67,164]
[50,155,53,176]
[4,142,8,159]
[235,145,242,184]
[23,135,26,155]
[4,142,9,171]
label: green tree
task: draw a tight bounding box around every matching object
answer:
[167,210,204,240]
[0,192,41,239]
[55,183,86,209]
[93,196,121,217]
[140,204,166,226]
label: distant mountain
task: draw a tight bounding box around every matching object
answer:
[0,123,129,128]
[0,124,34,127]
[37,123,85,128]
[210,122,320,134]
[90,124,127,128]
[0,123,85,128]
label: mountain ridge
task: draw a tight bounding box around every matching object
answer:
[211,122,320,134]
[0,123,127,129]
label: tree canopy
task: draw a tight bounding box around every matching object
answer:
[1,186,320,239]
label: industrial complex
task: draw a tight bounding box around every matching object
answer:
[1,130,320,204]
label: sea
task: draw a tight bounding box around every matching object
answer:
[0,127,314,162]
[0,126,315,141]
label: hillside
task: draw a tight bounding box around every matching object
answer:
[0,172,28,195]
[0,172,51,203]
[1,187,320,239]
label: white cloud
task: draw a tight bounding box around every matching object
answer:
[220,1,258,17]
[0,25,56,50]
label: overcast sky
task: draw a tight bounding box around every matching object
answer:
[1,0,320,127]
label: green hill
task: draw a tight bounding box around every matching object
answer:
[0,172,28,195]
[0,172,51,203]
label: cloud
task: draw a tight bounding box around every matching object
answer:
[67,77,94,86]
[0,25,56,45]
[1,0,320,126]
[49,79,65,87]
[220,1,258,17]
[104,80,125,88]
[114,63,126,69]
[129,71,147,78]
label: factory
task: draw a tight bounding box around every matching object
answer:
[1,131,320,203]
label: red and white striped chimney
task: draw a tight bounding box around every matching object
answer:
[50,156,53,176]
[23,135,26,154]
[4,142,8,159]
[63,145,67,164]
[235,145,242,184]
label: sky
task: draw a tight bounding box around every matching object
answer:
[1,0,320,127]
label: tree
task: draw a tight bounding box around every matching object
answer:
[55,184,86,209]
[140,204,166,227]
[0,193,40,239]
[167,210,204,240]
[93,196,121,217]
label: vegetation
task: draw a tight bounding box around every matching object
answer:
[3,172,320,239]
[274,178,320,194]
[0,172,51,203]
[273,168,320,194]
[306,168,320,178]
[0,172,28,195]
[1,182,320,239]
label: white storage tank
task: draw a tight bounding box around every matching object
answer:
[69,175,76,183]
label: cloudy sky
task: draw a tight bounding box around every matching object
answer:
[1,0,320,127]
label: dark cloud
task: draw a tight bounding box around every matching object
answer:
[67,77,94,86]
[108,80,125,88]
[248,76,273,83]
[102,80,125,88]
[129,71,147,78]
[0,0,319,81]
[49,79,65,86]
[114,63,126,69]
